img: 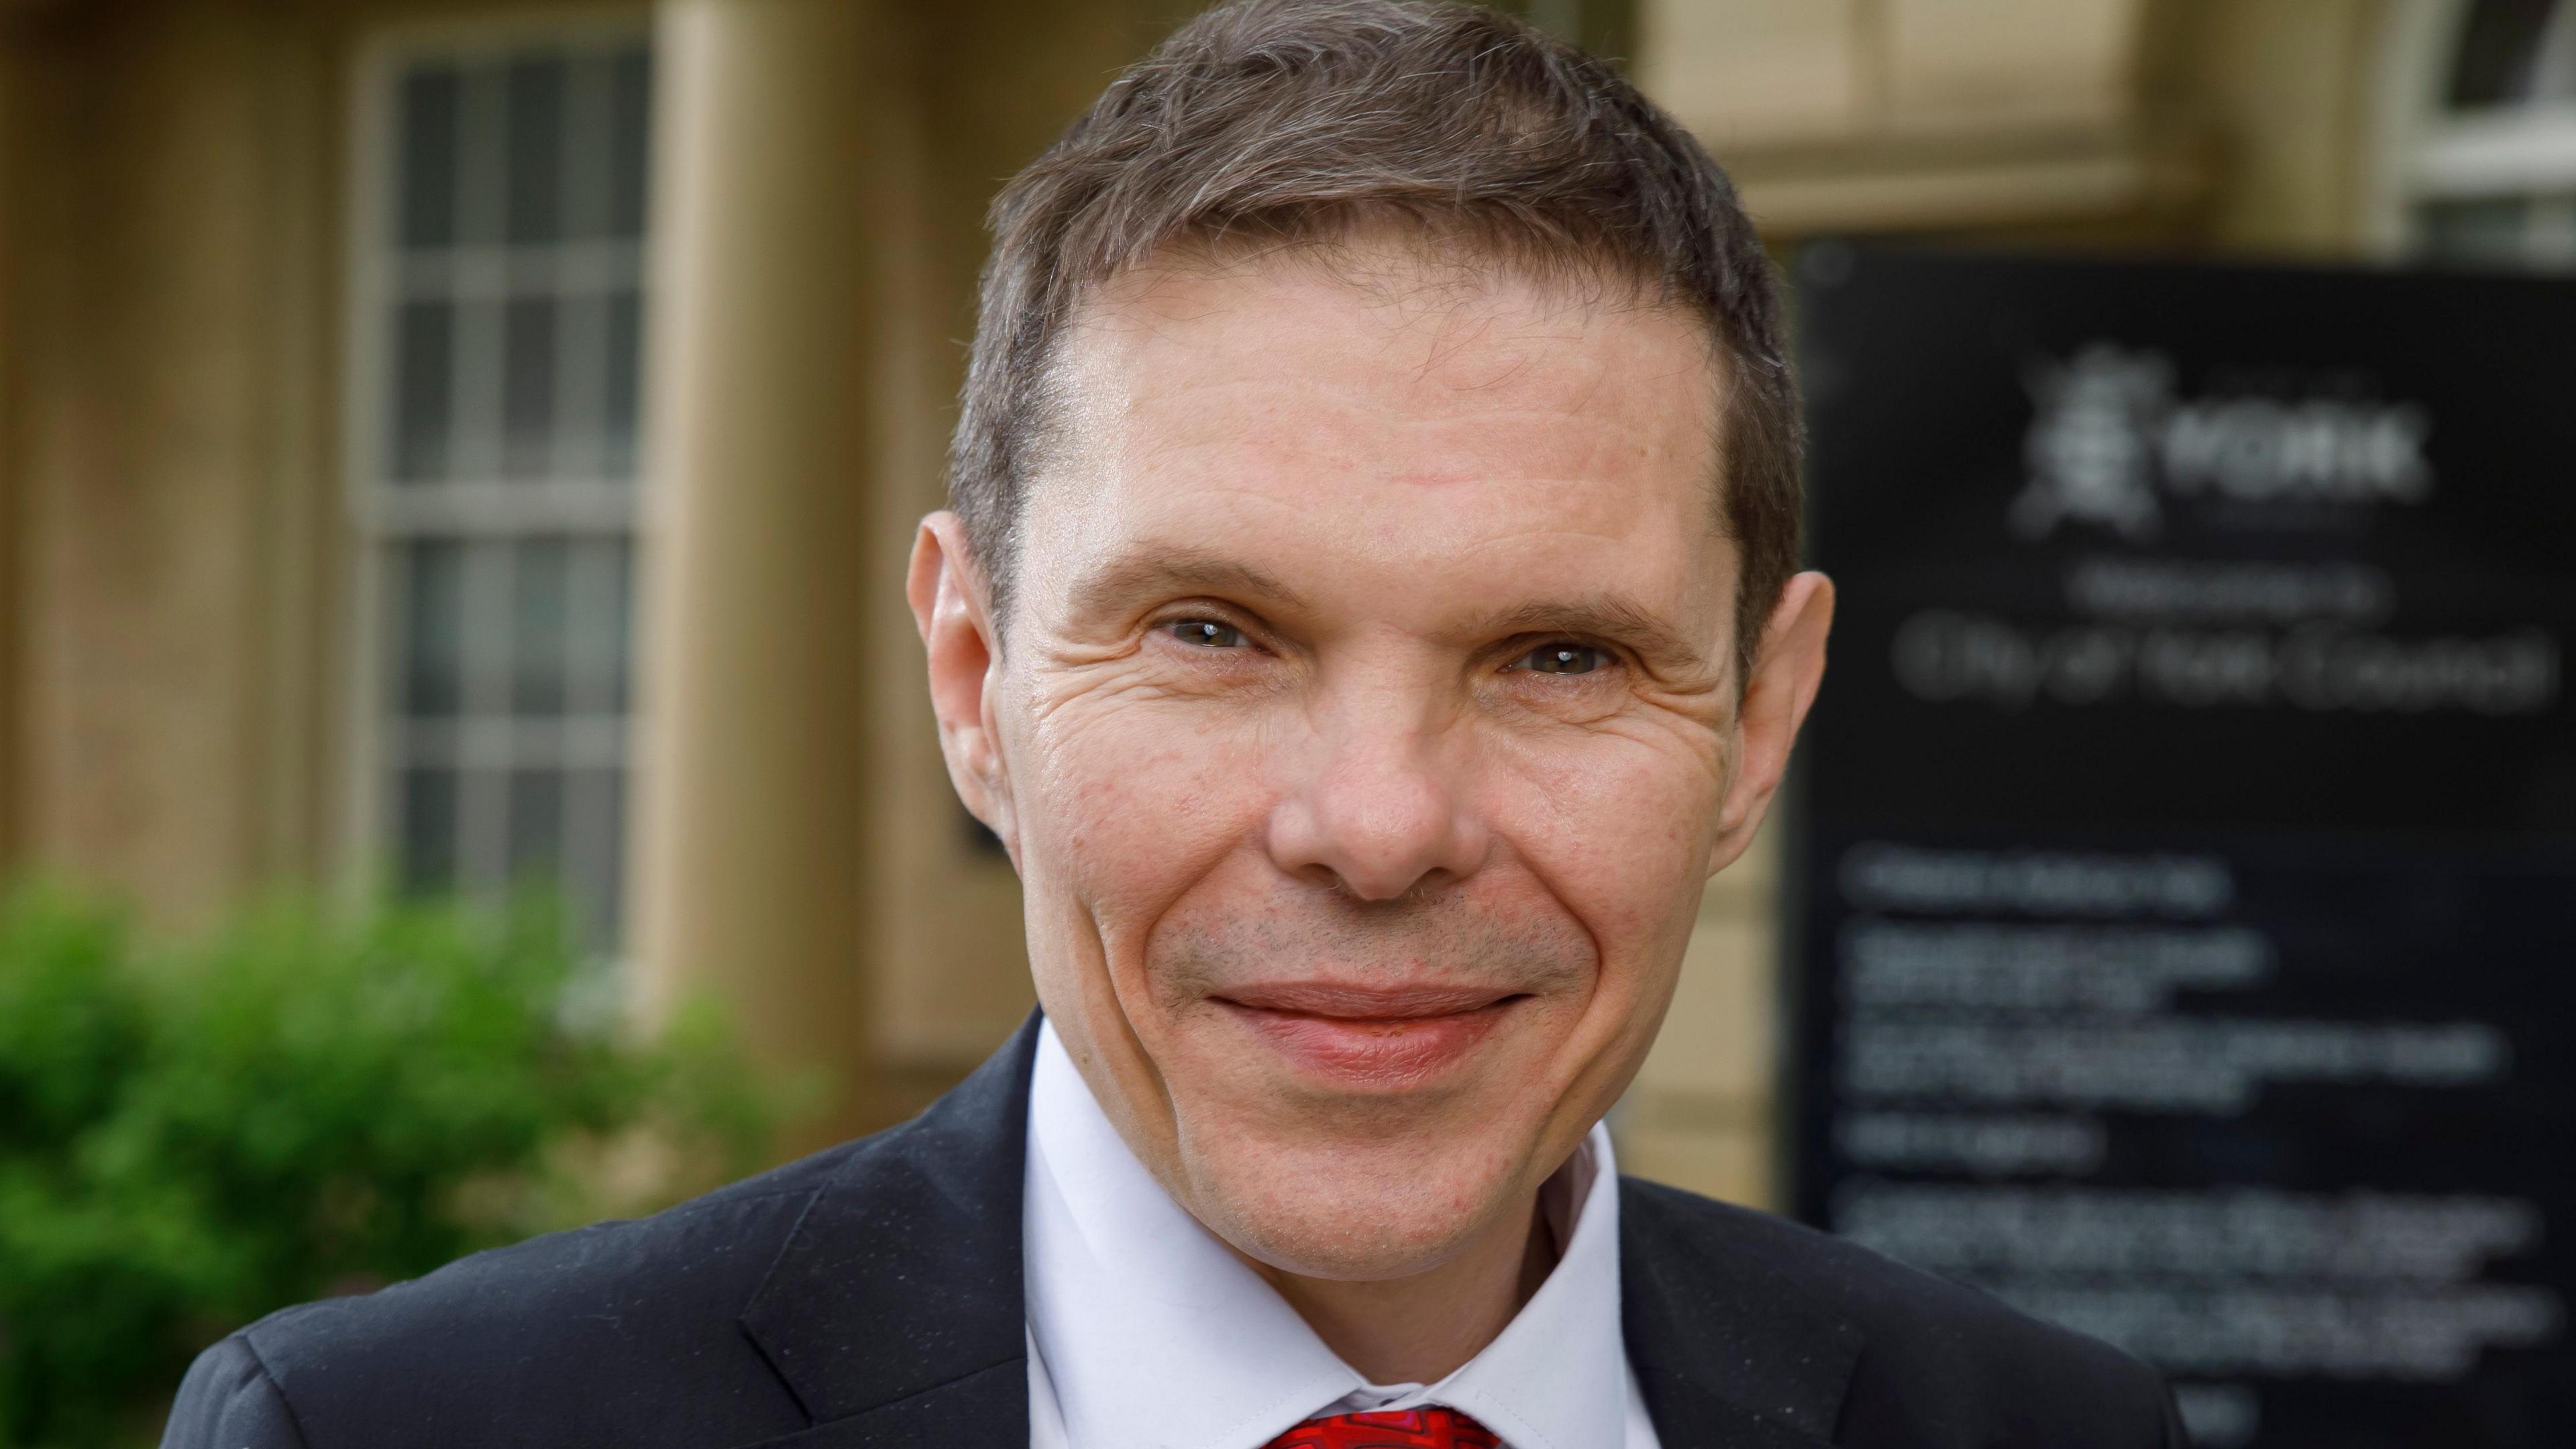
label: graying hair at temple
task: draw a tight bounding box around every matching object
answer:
[947,0,1803,674]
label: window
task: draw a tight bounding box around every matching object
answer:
[354,32,651,948]
[2390,0,2576,268]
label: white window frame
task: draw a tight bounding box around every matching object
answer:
[341,11,655,945]
[2369,0,2576,260]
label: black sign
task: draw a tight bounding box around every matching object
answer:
[1791,248,2576,1449]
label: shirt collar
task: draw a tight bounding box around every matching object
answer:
[1022,1018,1633,1449]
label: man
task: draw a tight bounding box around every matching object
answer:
[167,3,2189,1446]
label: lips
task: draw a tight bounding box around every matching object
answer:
[1211,981,1526,1087]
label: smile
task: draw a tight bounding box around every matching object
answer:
[1210,981,1529,1088]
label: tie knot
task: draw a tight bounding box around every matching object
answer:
[1263,1407,1503,1448]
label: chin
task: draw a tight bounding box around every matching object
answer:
[1168,1114,1539,1281]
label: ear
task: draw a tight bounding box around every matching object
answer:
[907,511,1018,863]
[1707,570,1835,876]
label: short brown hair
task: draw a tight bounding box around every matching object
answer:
[951,0,1800,672]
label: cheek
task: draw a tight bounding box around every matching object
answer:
[1016,700,1277,950]
[1487,727,1721,973]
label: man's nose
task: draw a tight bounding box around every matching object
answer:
[1264,691,1491,902]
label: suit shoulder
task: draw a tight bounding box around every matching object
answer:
[1620,1177,2116,1360]
[216,1141,866,1448]
[163,1334,309,1449]
[1621,1178,2180,1448]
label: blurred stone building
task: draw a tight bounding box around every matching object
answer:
[0,0,2564,1185]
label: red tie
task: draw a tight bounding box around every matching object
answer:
[1262,1407,1503,1448]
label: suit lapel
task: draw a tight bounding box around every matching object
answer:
[737,1015,1043,1445]
[1619,1179,1863,1449]
[733,1020,1861,1448]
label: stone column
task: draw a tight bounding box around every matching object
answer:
[1,0,335,927]
[0,48,20,871]
[630,0,894,1152]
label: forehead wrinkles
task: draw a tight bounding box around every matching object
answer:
[1030,250,1722,515]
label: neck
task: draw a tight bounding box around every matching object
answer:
[1246,1187,1559,1385]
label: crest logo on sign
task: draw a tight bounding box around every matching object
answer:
[2010,343,2434,541]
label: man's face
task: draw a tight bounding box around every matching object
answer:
[912,241,1827,1281]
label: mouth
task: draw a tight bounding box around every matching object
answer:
[1209,981,1531,1088]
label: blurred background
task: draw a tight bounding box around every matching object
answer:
[0,0,2571,1440]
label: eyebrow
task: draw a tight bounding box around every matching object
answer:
[1469,594,1712,674]
[1064,546,1316,624]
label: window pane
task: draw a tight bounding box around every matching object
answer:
[2532,1,2576,102]
[561,55,611,239]
[392,299,454,480]
[570,767,626,947]
[504,56,567,244]
[2421,196,2540,267]
[402,540,467,716]
[555,291,608,473]
[502,295,558,476]
[604,287,642,476]
[608,49,652,240]
[398,66,462,248]
[508,767,566,882]
[401,767,460,892]
[606,539,634,712]
[2450,0,2562,107]
[514,537,572,715]
[557,538,623,713]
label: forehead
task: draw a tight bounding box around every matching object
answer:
[1018,244,1732,627]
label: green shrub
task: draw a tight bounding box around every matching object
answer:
[0,887,782,1448]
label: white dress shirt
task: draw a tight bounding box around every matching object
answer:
[1022,1020,1662,1449]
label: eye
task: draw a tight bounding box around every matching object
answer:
[1513,641,1613,676]
[1167,619,1246,649]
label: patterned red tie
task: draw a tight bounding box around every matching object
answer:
[1262,1407,1503,1448]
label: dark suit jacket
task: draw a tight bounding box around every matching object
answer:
[164,1016,2188,1448]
